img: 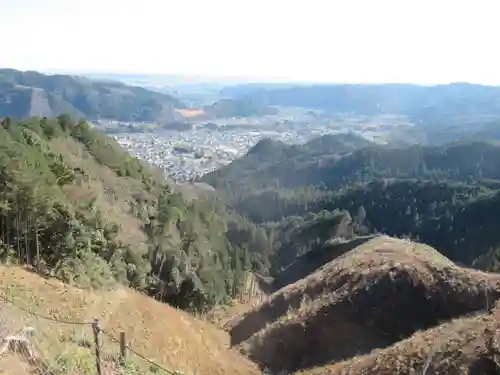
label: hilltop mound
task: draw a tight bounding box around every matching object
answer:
[271,235,378,291]
[298,304,500,375]
[228,236,500,373]
[0,69,183,123]
[0,266,259,375]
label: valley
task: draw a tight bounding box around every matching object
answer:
[4,0,500,373]
[2,70,500,375]
[110,113,406,181]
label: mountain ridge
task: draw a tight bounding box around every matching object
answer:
[0,69,184,124]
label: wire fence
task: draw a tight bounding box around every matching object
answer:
[0,294,182,375]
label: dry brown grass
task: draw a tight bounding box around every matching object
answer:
[297,304,500,375]
[228,236,500,374]
[0,266,260,375]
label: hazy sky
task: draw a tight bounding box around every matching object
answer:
[1,0,498,84]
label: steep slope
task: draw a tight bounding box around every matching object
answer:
[227,236,500,373]
[297,304,500,375]
[0,265,260,375]
[0,69,184,123]
[0,116,270,313]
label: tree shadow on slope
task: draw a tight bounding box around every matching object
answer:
[469,357,500,375]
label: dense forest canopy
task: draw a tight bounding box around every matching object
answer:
[203,133,500,275]
[0,116,271,312]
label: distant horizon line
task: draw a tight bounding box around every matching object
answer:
[2,66,498,87]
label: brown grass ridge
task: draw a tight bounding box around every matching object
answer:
[227,236,500,374]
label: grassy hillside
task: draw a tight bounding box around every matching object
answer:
[297,304,500,375]
[0,115,272,313]
[227,236,500,373]
[0,265,259,375]
[0,69,184,124]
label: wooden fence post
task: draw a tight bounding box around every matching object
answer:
[120,331,127,361]
[92,319,102,375]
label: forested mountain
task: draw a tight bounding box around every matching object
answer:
[203,132,375,197]
[204,136,500,199]
[0,69,184,123]
[0,116,272,312]
[204,135,500,274]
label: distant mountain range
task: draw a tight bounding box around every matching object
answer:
[218,82,500,144]
[220,82,500,118]
[223,83,500,118]
[7,69,500,132]
[0,69,184,124]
